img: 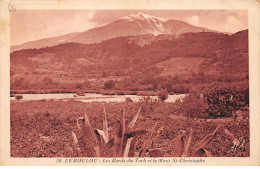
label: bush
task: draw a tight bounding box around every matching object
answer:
[104,80,115,90]
[178,92,209,118]
[75,83,83,89]
[176,83,249,118]
[125,97,133,102]
[157,89,169,101]
[202,83,248,117]
[15,95,23,100]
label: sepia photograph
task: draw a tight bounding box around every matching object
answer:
[9,9,250,158]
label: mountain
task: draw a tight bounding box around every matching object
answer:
[10,32,80,53]
[67,12,216,44]
[10,30,248,92]
[11,12,218,52]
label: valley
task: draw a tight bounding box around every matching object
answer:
[10,30,248,95]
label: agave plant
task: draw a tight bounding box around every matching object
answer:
[173,125,220,157]
[71,103,160,157]
[224,128,245,153]
[72,103,221,157]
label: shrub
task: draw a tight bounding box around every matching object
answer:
[125,97,133,102]
[177,83,249,118]
[15,95,23,100]
[178,92,209,118]
[104,80,115,90]
[157,89,169,101]
[75,83,83,89]
[202,83,248,117]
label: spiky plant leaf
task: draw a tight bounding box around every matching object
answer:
[196,125,220,149]
[112,110,126,157]
[123,106,141,157]
[71,131,81,155]
[173,130,186,157]
[183,129,193,157]
[94,146,101,157]
[94,129,109,144]
[113,119,122,157]
[139,122,158,157]
[84,113,93,139]
[119,110,125,156]
[93,129,110,157]
[193,148,212,157]
[129,106,141,128]
[192,125,220,156]
[76,117,84,134]
[102,102,109,140]
[76,113,99,157]
[123,138,132,157]
[128,137,137,157]
[105,130,148,150]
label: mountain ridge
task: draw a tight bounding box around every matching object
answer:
[11,12,220,52]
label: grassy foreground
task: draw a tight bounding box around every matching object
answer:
[10,100,249,157]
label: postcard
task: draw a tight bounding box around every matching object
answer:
[0,0,259,166]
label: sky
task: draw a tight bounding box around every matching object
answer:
[10,10,248,46]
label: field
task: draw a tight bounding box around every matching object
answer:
[10,100,249,157]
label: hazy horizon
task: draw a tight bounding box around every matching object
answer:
[10,10,248,46]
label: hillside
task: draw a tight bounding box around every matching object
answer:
[10,30,248,93]
[10,32,81,53]
[67,12,216,44]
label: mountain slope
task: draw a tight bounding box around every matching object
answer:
[11,12,218,52]
[67,12,216,44]
[10,32,81,53]
[10,30,248,92]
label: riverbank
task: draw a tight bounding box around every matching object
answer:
[10,100,249,157]
[10,89,186,96]
[10,93,187,103]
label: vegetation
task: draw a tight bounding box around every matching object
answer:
[175,82,249,118]
[104,80,116,90]
[157,89,169,101]
[9,30,249,157]
[15,95,23,100]
[10,100,249,157]
[72,104,221,157]
[10,30,248,94]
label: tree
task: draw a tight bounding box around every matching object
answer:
[157,89,169,101]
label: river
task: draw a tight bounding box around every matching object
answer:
[10,93,187,103]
